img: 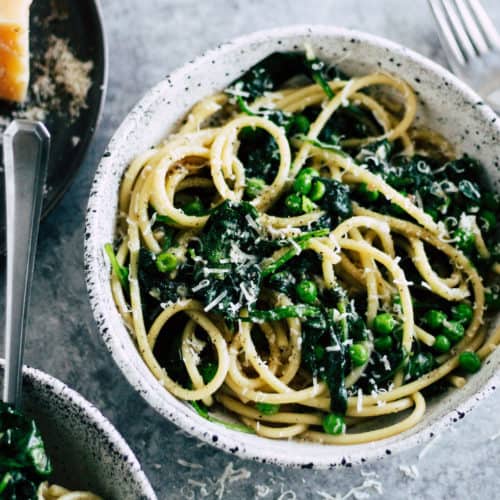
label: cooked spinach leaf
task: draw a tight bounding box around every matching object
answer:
[228,51,346,101]
[0,402,52,500]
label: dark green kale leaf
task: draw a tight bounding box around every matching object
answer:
[138,248,183,303]
[237,109,309,184]
[316,178,352,221]
[0,470,39,499]
[229,51,345,101]
[442,156,481,182]
[303,105,384,144]
[301,309,348,414]
[137,248,190,328]
[191,201,264,320]
[238,127,280,183]
[199,200,260,264]
[0,402,52,499]
[357,346,408,393]
[229,52,306,99]
[266,270,297,295]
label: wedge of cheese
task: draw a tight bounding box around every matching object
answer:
[0,0,31,102]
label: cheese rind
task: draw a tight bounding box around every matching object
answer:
[0,0,31,102]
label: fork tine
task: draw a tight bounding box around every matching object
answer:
[442,0,476,60]
[428,0,467,66]
[466,0,500,49]
[455,0,489,54]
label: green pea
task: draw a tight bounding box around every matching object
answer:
[433,335,451,353]
[200,362,217,383]
[374,335,393,352]
[458,351,481,374]
[296,280,318,304]
[285,193,303,215]
[453,228,475,253]
[183,197,205,215]
[245,177,266,199]
[292,114,310,134]
[358,182,380,202]
[301,195,317,213]
[156,252,178,273]
[425,310,447,330]
[309,179,326,201]
[479,210,496,233]
[293,173,312,195]
[442,320,465,342]
[373,312,395,335]
[293,168,319,195]
[255,402,280,415]
[451,303,473,325]
[349,343,369,366]
[322,413,345,435]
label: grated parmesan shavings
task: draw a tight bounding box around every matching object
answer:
[398,464,420,480]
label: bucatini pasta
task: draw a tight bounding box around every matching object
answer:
[106,50,500,444]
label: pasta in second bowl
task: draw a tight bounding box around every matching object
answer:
[85,25,500,468]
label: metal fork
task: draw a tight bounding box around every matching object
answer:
[428,0,500,111]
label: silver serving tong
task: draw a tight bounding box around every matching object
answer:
[3,120,50,407]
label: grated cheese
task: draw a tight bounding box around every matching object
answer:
[277,491,297,500]
[213,462,252,500]
[203,267,231,276]
[398,464,420,480]
[317,476,383,500]
[204,290,228,312]
[255,484,272,497]
[177,459,203,469]
[357,388,363,413]
[380,355,391,371]
[29,35,93,119]
[192,279,210,292]
[418,433,441,460]
[288,238,302,255]
[420,281,432,290]
[489,429,500,441]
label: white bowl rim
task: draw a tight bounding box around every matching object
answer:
[19,363,157,499]
[85,24,500,469]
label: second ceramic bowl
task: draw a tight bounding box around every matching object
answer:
[10,364,157,499]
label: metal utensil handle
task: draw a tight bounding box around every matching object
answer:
[3,120,50,406]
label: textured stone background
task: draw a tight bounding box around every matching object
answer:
[6,0,500,498]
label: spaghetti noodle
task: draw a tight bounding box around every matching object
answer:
[37,482,101,500]
[106,50,500,444]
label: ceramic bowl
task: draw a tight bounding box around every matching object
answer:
[6,364,157,499]
[85,25,500,468]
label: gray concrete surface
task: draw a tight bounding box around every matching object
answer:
[5,1,500,498]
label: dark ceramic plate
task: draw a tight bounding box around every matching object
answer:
[0,0,107,232]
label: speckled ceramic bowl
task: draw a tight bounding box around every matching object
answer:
[4,364,157,499]
[85,25,500,468]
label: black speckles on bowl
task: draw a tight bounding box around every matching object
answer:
[0,364,157,500]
